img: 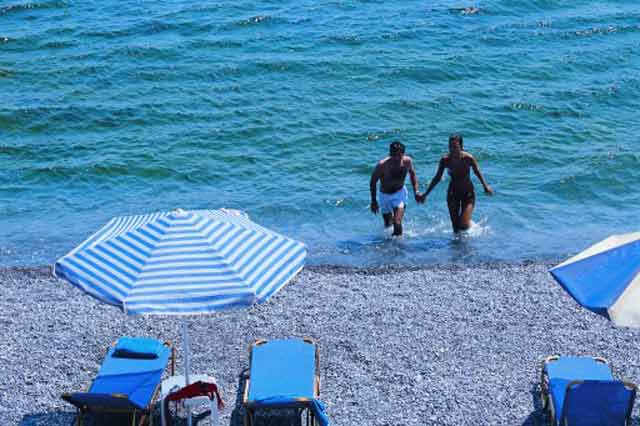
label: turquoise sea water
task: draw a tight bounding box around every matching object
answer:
[1,0,639,267]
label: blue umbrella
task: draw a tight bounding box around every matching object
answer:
[549,232,640,327]
[53,208,307,425]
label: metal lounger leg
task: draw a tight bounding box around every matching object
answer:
[243,408,253,426]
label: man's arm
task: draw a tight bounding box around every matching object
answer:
[470,155,493,194]
[370,161,383,213]
[406,157,420,202]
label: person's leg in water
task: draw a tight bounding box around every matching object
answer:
[383,213,393,232]
[458,193,476,231]
[447,192,462,233]
[392,205,405,236]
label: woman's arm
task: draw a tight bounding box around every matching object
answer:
[470,155,493,195]
[420,158,446,201]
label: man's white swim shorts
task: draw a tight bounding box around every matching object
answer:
[379,186,408,214]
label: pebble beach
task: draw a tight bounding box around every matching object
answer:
[4,2,640,425]
[4,262,640,426]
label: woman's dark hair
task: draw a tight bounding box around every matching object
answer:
[389,141,405,155]
[449,133,463,150]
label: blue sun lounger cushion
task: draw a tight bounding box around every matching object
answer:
[62,337,173,425]
[243,338,329,426]
[541,356,637,426]
[113,336,164,359]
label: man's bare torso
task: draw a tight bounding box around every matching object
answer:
[379,155,412,194]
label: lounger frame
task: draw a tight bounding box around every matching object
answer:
[63,340,176,426]
[540,355,637,426]
[242,338,321,426]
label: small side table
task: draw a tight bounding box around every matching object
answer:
[160,374,219,426]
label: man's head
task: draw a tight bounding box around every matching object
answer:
[389,141,405,158]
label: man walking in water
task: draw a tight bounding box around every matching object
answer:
[370,141,422,236]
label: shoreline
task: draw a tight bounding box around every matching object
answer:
[4,261,639,425]
[2,257,561,274]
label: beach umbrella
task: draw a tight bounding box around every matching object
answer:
[53,208,307,425]
[549,231,640,327]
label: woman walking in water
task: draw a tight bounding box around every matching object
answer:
[419,134,493,233]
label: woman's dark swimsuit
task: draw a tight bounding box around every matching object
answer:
[448,186,475,204]
[446,158,475,205]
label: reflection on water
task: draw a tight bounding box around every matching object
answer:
[321,219,493,267]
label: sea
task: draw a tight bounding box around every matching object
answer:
[1,0,639,268]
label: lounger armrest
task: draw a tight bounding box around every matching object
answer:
[62,392,140,410]
[163,341,176,376]
[623,380,638,420]
[242,373,251,405]
[540,355,560,409]
[297,338,320,397]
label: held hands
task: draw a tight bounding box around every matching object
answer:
[415,192,427,204]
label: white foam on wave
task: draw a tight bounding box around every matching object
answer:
[375,216,491,241]
[456,218,491,239]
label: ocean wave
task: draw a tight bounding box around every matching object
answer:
[187,38,243,50]
[0,104,172,132]
[0,185,29,194]
[110,45,180,60]
[381,64,469,83]
[232,15,283,28]
[448,7,481,16]
[324,34,363,46]
[80,19,182,39]
[505,102,587,119]
[39,39,75,49]
[379,29,420,42]
[479,12,640,46]
[0,145,23,156]
[21,163,203,183]
[0,0,66,17]
[558,24,640,40]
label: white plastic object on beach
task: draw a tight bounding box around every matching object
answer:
[160,374,219,426]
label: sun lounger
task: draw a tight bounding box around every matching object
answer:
[62,337,175,426]
[242,338,329,426]
[540,355,637,426]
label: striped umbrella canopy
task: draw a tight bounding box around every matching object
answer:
[53,208,307,315]
[53,208,306,426]
[550,231,640,327]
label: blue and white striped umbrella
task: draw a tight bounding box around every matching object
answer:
[53,209,307,316]
[550,231,640,327]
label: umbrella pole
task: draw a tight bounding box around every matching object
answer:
[181,318,193,426]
